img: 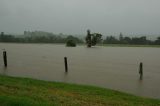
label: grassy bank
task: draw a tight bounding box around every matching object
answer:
[0,75,160,106]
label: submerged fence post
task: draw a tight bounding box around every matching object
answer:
[64,57,68,72]
[139,62,143,80]
[3,50,7,67]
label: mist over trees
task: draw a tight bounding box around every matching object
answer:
[0,31,160,45]
[0,31,84,44]
[103,33,159,45]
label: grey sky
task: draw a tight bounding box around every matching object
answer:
[0,0,160,35]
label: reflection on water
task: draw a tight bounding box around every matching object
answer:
[0,43,160,99]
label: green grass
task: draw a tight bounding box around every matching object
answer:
[0,75,160,106]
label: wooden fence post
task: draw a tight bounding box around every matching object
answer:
[3,51,7,67]
[139,62,143,80]
[64,57,68,72]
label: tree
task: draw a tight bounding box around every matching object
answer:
[123,37,131,44]
[85,30,102,47]
[131,36,147,45]
[91,33,102,46]
[85,30,92,47]
[0,32,4,41]
[119,32,123,43]
[66,35,83,43]
[103,36,119,44]
[155,36,160,45]
[66,40,76,47]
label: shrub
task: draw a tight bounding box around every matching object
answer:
[66,40,76,47]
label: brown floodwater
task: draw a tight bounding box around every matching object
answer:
[0,43,160,99]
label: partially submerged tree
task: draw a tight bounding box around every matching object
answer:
[85,30,102,47]
[66,35,78,47]
[66,39,76,47]
[85,30,92,47]
[91,33,102,46]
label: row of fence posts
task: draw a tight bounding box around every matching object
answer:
[1,50,68,72]
[1,50,143,79]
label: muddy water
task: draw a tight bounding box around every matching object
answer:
[0,43,160,99]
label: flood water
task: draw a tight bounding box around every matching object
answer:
[0,43,160,99]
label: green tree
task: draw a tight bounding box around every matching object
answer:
[66,35,83,43]
[85,30,92,47]
[103,36,119,44]
[155,37,160,45]
[91,33,102,46]
[66,40,76,47]
[85,30,102,47]
[131,36,147,45]
[119,32,123,43]
[123,37,131,44]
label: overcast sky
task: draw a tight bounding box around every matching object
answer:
[0,0,160,35]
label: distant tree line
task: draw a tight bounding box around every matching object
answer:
[103,33,160,45]
[0,31,84,44]
[1,31,160,45]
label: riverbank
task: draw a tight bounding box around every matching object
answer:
[0,75,159,106]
